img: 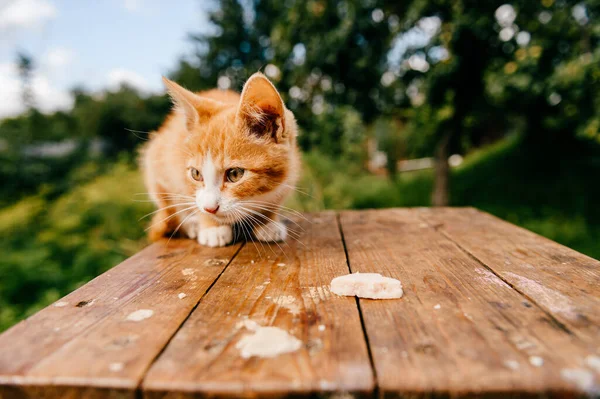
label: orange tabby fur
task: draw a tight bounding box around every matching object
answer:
[140,73,301,247]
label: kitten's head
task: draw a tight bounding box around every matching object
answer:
[163,73,299,224]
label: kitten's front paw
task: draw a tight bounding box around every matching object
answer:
[198,225,233,247]
[254,220,287,242]
[183,216,200,239]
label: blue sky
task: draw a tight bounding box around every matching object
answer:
[0,0,210,117]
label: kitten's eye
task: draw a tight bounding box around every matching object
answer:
[190,167,202,181]
[226,168,245,183]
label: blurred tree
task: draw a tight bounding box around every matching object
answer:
[172,0,267,91]
[382,0,599,205]
[486,1,599,151]
[69,85,170,157]
[4,0,596,206]
[176,0,398,159]
[17,52,35,111]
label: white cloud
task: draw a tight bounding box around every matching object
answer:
[123,0,143,12]
[43,47,74,69]
[33,74,73,113]
[0,63,23,117]
[0,61,73,118]
[0,0,57,32]
[106,68,151,92]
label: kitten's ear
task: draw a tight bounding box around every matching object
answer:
[236,72,286,142]
[162,77,224,132]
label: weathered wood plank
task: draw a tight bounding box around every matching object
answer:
[418,207,600,344]
[143,212,374,398]
[0,239,241,399]
[339,208,599,397]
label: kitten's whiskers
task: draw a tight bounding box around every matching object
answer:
[138,201,196,221]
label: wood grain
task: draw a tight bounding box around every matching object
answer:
[142,212,374,398]
[0,239,241,399]
[2,208,599,398]
[417,207,600,344]
[339,208,599,397]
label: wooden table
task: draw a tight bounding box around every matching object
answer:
[1,208,599,398]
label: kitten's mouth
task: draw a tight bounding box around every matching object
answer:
[202,209,235,223]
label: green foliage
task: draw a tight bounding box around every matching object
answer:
[295,135,600,260]
[1,0,599,332]
[0,162,152,331]
[2,136,599,332]
[0,86,170,203]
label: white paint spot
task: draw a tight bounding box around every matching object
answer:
[585,355,600,373]
[272,295,301,315]
[277,263,286,267]
[330,273,403,299]
[236,320,302,358]
[235,319,259,331]
[305,285,331,304]
[307,338,323,355]
[561,368,596,391]
[182,268,198,281]
[510,335,536,350]
[85,299,97,307]
[126,309,154,322]
[474,268,507,287]
[319,379,336,390]
[529,356,544,367]
[504,360,520,370]
[434,304,441,309]
[515,338,535,351]
[178,293,187,299]
[504,272,576,319]
[109,362,124,372]
[54,301,68,307]
[251,260,255,264]
[318,324,326,332]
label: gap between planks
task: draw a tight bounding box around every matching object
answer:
[133,242,246,397]
[134,212,374,397]
[141,211,374,397]
[415,211,576,339]
[336,212,381,399]
[136,208,578,397]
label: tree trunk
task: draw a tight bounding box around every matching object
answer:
[431,133,451,207]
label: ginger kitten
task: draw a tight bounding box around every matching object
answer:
[141,72,301,247]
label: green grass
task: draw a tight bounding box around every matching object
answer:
[451,136,600,258]
[1,136,598,331]
[291,136,600,259]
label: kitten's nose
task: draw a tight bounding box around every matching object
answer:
[204,205,220,214]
